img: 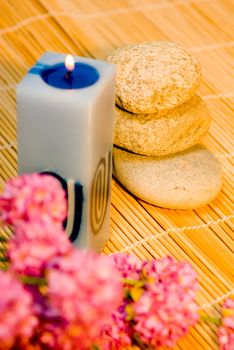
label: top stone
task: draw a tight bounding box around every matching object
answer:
[107,41,201,114]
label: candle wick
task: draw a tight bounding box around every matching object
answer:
[65,70,72,81]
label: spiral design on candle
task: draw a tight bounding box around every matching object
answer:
[91,151,111,234]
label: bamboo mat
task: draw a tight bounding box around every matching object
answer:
[0,0,233,349]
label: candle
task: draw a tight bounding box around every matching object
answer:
[17,52,116,251]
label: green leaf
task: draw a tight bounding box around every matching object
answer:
[92,345,100,350]
[130,287,143,302]
[223,309,234,317]
[134,280,145,288]
[125,304,135,321]
[200,314,221,326]
[122,278,139,286]
[20,276,47,286]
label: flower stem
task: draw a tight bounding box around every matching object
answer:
[132,333,152,350]
[92,345,100,350]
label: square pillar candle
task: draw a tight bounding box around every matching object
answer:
[17,52,116,251]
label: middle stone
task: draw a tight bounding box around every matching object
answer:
[114,94,211,157]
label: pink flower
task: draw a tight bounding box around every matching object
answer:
[8,221,72,276]
[99,308,132,350]
[0,173,67,226]
[47,250,123,348]
[0,271,37,350]
[111,253,144,280]
[134,257,199,348]
[218,298,234,350]
[108,255,198,349]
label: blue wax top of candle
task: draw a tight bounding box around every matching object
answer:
[40,62,99,89]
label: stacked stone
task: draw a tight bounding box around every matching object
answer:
[107,41,222,209]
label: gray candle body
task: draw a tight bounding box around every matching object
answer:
[17,52,116,251]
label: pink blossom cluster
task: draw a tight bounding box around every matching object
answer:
[100,254,199,349]
[134,257,199,348]
[30,249,122,350]
[47,250,123,348]
[0,173,200,350]
[0,175,72,277]
[0,174,122,350]
[8,221,72,276]
[0,173,67,226]
[218,298,234,350]
[0,271,37,350]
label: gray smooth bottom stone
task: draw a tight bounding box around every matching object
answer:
[113,145,222,209]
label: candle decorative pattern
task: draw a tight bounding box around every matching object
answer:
[91,151,111,234]
[17,52,116,251]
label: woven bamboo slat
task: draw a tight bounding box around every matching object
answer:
[0,0,233,349]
